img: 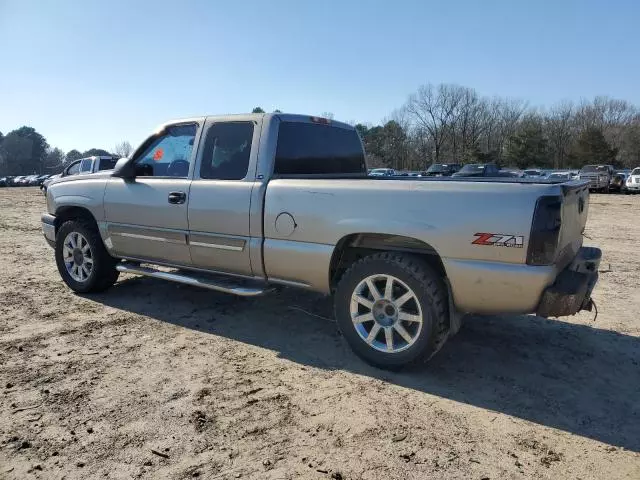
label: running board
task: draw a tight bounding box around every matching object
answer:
[116,263,270,297]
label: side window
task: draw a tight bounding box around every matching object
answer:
[134,124,197,177]
[80,158,93,173]
[98,158,118,171]
[65,161,81,176]
[274,122,366,175]
[200,122,254,180]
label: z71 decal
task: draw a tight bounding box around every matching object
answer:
[472,233,524,248]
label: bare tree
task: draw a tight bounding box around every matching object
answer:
[545,101,575,168]
[43,147,66,173]
[449,87,491,161]
[114,141,133,158]
[403,84,465,163]
[361,83,640,170]
[619,116,640,167]
[492,98,528,161]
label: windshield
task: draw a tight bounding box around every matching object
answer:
[632,168,640,176]
[458,164,485,173]
[370,169,389,174]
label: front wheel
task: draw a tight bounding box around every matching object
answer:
[55,220,119,293]
[334,253,449,369]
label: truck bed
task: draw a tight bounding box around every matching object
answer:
[262,177,589,314]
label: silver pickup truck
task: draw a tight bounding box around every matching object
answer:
[42,113,602,369]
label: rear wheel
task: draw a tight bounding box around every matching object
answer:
[334,253,449,369]
[55,220,119,293]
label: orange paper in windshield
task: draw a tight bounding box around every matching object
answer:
[153,148,164,161]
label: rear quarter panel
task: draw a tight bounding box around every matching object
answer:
[263,179,565,313]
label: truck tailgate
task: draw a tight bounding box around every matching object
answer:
[555,182,590,270]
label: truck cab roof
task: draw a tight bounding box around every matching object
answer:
[158,113,354,131]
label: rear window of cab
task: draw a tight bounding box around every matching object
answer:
[274,122,366,175]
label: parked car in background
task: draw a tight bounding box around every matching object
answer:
[523,169,545,178]
[451,163,501,177]
[423,163,462,177]
[369,168,395,176]
[50,156,119,184]
[35,174,52,186]
[80,156,119,174]
[0,177,8,187]
[26,175,43,186]
[626,167,640,193]
[41,174,62,193]
[547,171,573,181]
[579,164,615,193]
[499,171,520,178]
[498,169,524,178]
[64,160,83,177]
[10,176,25,186]
[5,174,53,187]
[609,171,630,193]
[41,157,117,193]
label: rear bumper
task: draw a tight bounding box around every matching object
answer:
[41,213,56,248]
[536,246,601,317]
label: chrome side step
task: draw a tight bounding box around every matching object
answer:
[116,263,270,297]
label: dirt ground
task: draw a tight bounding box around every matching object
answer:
[0,188,639,480]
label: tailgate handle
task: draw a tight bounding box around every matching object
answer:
[168,191,186,204]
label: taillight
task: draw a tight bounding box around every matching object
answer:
[527,196,562,266]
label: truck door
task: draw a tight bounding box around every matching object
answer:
[187,118,261,276]
[103,122,202,266]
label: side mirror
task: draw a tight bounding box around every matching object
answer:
[112,157,135,179]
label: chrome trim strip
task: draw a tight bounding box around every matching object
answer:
[189,241,244,251]
[267,277,312,289]
[113,232,184,244]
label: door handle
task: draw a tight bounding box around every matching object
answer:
[168,191,186,204]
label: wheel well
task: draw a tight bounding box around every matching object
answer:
[54,206,99,234]
[329,233,447,290]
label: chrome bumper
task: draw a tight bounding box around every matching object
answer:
[41,213,56,247]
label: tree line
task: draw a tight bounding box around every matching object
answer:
[0,129,133,176]
[3,86,640,176]
[357,84,640,170]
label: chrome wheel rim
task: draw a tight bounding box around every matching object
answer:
[62,232,93,282]
[350,274,423,353]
